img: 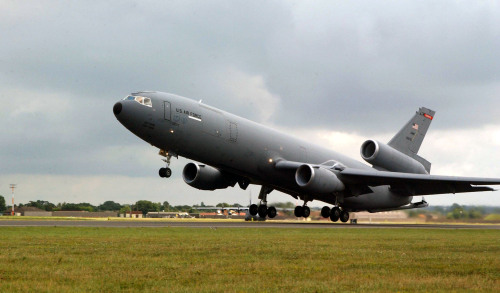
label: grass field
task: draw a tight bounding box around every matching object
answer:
[0,227,498,292]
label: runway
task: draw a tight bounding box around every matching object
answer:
[0,220,498,229]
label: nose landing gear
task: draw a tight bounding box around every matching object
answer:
[159,167,172,178]
[158,149,176,178]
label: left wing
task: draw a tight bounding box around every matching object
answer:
[339,168,500,196]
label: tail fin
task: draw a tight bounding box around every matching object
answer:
[388,107,435,172]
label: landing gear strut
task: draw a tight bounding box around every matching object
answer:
[249,186,277,219]
[159,150,175,178]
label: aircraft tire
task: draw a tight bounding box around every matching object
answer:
[258,205,268,218]
[330,207,340,222]
[320,206,330,218]
[267,206,277,218]
[249,204,258,216]
[303,206,310,218]
[165,168,172,178]
[294,206,304,218]
[159,168,167,178]
[340,210,349,223]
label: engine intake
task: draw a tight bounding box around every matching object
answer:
[182,163,236,190]
[295,165,345,194]
[360,140,428,174]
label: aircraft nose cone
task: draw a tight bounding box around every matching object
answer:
[113,102,122,116]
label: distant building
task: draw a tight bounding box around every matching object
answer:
[147,212,194,218]
[351,211,412,223]
[120,211,143,218]
[16,207,52,217]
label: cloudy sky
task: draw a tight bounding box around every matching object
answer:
[1,0,500,207]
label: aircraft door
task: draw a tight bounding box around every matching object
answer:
[164,101,171,121]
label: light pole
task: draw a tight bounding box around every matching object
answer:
[10,184,16,216]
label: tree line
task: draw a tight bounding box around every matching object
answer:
[0,195,247,216]
[1,194,499,219]
[407,203,500,219]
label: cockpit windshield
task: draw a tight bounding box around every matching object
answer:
[123,95,152,107]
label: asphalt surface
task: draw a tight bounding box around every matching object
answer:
[0,220,498,229]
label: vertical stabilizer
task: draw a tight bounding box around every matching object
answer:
[388,107,435,172]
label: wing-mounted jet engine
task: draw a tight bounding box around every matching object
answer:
[182,162,237,190]
[295,164,345,194]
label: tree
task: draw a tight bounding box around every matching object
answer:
[25,200,56,211]
[98,201,122,211]
[163,201,171,212]
[61,202,96,212]
[119,205,131,214]
[0,195,6,212]
[135,200,161,215]
[447,203,466,219]
[216,202,230,207]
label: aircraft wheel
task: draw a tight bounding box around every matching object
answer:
[159,168,167,178]
[294,206,304,218]
[302,206,310,218]
[320,206,330,218]
[249,204,258,216]
[258,205,268,218]
[267,206,277,219]
[165,168,172,178]
[340,210,349,223]
[330,207,340,222]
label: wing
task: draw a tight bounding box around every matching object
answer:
[339,168,500,196]
[275,160,500,196]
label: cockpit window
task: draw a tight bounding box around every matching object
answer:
[123,95,152,107]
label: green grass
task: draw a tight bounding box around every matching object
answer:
[0,227,498,292]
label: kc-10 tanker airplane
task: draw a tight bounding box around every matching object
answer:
[113,91,500,222]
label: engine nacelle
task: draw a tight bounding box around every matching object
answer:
[295,164,345,194]
[182,163,235,190]
[360,140,428,174]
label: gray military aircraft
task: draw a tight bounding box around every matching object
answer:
[113,91,500,222]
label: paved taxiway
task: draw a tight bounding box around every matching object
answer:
[0,220,498,229]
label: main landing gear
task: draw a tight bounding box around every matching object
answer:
[294,205,310,218]
[158,150,175,178]
[249,186,277,219]
[320,206,349,223]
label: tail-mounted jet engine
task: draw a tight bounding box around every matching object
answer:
[182,163,236,190]
[360,140,427,174]
[295,164,345,194]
